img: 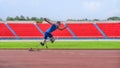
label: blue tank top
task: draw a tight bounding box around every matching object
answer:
[46,24,58,33]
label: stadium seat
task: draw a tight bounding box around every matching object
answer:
[8,23,43,38]
[0,23,14,38]
[68,23,103,38]
[38,23,73,38]
[0,21,120,39]
[97,23,120,38]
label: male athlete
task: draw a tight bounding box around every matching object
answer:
[40,18,68,46]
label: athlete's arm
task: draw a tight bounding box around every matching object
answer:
[58,25,68,30]
[44,18,53,25]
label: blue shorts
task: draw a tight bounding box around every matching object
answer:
[44,32,53,40]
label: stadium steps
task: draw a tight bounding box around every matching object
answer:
[63,23,77,38]
[0,23,14,38]
[34,23,44,35]
[93,23,108,39]
[4,22,19,38]
[97,23,120,38]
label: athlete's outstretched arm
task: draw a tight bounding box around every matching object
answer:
[44,18,53,25]
[58,25,68,30]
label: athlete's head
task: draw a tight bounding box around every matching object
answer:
[56,21,61,26]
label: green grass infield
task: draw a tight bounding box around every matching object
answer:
[0,41,120,50]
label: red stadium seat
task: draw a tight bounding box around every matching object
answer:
[68,23,103,38]
[8,23,43,38]
[97,23,120,38]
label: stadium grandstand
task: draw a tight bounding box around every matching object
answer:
[0,21,120,39]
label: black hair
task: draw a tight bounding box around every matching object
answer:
[57,21,61,24]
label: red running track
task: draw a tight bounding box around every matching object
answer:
[0,50,120,68]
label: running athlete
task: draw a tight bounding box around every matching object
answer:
[40,18,68,46]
